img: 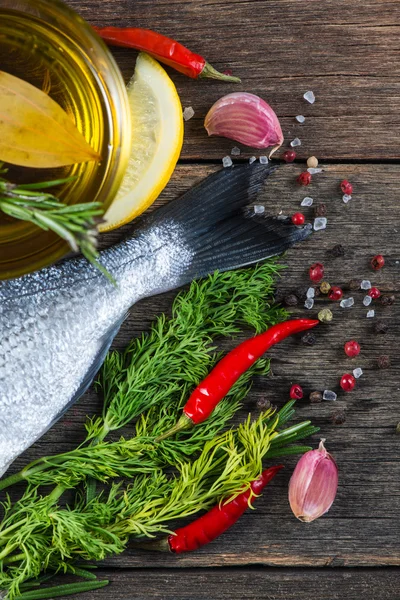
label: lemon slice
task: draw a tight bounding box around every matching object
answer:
[100,53,184,231]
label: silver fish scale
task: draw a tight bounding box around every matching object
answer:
[0,221,192,475]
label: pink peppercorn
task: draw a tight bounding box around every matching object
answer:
[368,287,381,299]
[328,286,343,301]
[341,180,353,195]
[371,255,385,270]
[283,150,296,163]
[309,263,324,282]
[297,172,312,186]
[344,340,360,358]
[340,373,356,392]
[290,384,303,400]
[292,213,305,226]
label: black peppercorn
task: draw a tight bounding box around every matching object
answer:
[274,288,285,304]
[381,294,395,307]
[331,409,346,425]
[309,391,322,404]
[377,355,391,369]
[284,293,299,307]
[294,287,308,302]
[314,203,327,217]
[347,279,361,291]
[256,398,271,411]
[302,331,317,346]
[374,320,389,334]
[328,244,345,258]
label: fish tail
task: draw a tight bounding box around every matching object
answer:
[144,163,312,283]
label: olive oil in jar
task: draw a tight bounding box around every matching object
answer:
[0,1,130,279]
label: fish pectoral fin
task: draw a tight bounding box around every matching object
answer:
[48,315,127,428]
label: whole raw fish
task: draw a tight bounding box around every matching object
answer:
[0,164,311,476]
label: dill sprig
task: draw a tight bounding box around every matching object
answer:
[0,409,316,599]
[0,164,111,280]
[0,263,319,600]
[95,263,286,440]
[0,263,286,492]
[3,365,260,490]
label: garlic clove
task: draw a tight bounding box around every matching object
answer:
[204,92,283,156]
[289,439,338,523]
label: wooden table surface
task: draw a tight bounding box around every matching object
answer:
[12,0,400,598]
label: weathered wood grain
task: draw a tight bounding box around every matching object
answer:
[64,0,400,160]
[47,568,400,600]
[6,164,399,568]
[4,0,400,593]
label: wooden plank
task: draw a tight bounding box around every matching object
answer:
[65,0,400,160]
[6,164,399,567]
[49,568,400,600]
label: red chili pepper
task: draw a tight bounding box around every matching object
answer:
[156,319,318,441]
[184,319,318,424]
[93,26,241,83]
[141,465,282,553]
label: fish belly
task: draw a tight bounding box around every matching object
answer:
[0,280,124,476]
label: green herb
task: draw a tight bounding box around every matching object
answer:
[0,263,318,600]
[0,263,286,492]
[0,164,112,281]
[94,263,287,438]
[0,409,315,599]
[15,580,109,600]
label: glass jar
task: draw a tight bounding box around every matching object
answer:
[0,0,131,279]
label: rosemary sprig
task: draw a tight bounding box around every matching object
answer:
[0,164,111,280]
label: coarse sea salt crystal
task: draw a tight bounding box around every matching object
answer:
[222,156,233,167]
[290,137,301,147]
[231,147,241,156]
[304,90,316,104]
[307,287,315,299]
[363,295,372,307]
[301,196,314,207]
[367,309,375,318]
[353,367,363,379]
[361,280,371,290]
[259,156,268,164]
[253,205,265,215]
[323,390,337,401]
[340,297,354,308]
[296,115,306,123]
[304,298,314,309]
[343,194,352,203]
[249,156,257,164]
[314,217,327,231]
[307,167,323,174]
[183,106,195,121]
